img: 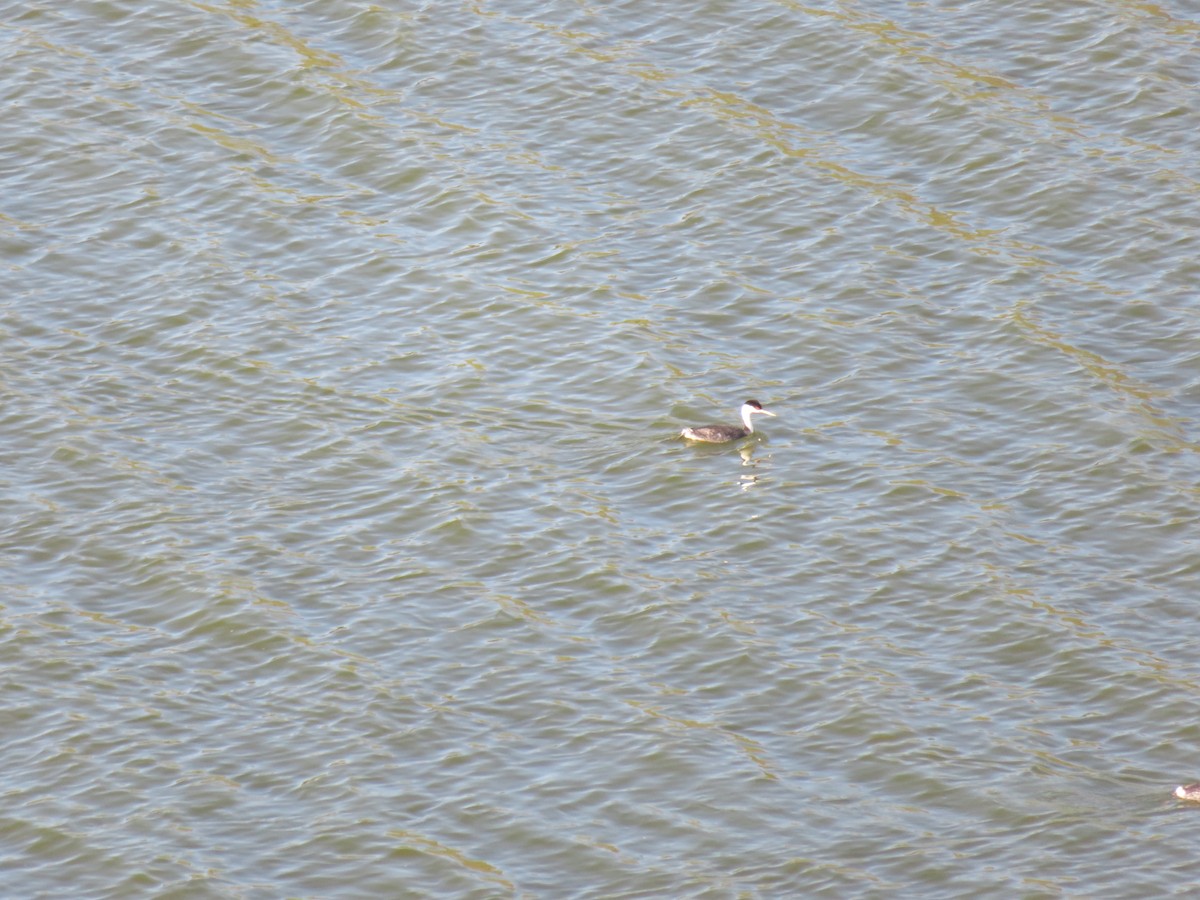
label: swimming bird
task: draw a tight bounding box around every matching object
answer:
[1174,783,1200,802]
[681,399,776,443]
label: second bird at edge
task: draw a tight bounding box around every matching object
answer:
[681,399,777,443]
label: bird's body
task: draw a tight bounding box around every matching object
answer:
[681,399,776,443]
[1174,783,1200,802]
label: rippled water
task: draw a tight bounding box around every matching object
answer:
[3,0,1200,896]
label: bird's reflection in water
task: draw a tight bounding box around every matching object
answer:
[738,442,770,491]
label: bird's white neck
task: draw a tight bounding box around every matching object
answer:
[741,405,756,433]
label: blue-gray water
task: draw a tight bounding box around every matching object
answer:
[3,1,1200,897]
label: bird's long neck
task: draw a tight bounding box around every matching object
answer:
[741,406,755,433]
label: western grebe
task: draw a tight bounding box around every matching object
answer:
[1174,783,1200,802]
[681,399,776,443]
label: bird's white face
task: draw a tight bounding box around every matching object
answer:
[1176,784,1200,800]
[744,404,776,418]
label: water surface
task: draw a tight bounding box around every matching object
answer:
[3,1,1200,896]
